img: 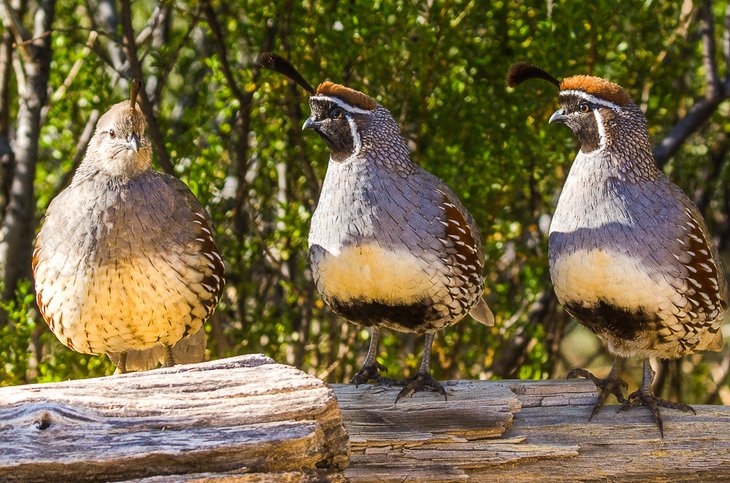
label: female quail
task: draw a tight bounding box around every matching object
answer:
[33,82,224,373]
[508,62,728,435]
[260,53,494,401]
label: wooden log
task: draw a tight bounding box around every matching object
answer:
[0,355,349,482]
[335,379,730,482]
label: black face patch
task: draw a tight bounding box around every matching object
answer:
[328,297,435,331]
[558,93,602,153]
[308,99,355,162]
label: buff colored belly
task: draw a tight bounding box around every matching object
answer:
[314,243,443,305]
[36,254,208,355]
[550,248,674,311]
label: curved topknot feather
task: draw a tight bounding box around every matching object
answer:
[315,81,377,111]
[130,79,140,108]
[560,75,633,106]
[507,62,560,88]
[257,52,315,94]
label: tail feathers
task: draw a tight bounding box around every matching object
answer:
[704,330,724,352]
[108,329,207,372]
[469,297,495,327]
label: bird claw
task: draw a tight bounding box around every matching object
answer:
[393,372,447,403]
[568,367,628,420]
[350,360,394,387]
[622,388,696,437]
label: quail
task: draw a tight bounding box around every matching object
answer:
[260,53,494,401]
[508,62,728,435]
[32,81,225,374]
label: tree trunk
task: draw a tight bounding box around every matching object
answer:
[0,0,55,300]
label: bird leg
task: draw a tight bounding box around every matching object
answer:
[622,358,696,437]
[163,344,176,368]
[394,332,447,403]
[350,328,392,386]
[568,357,628,420]
[113,352,127,375]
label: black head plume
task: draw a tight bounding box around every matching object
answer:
[257,52,315,94]
[507,62,560,89]
[130,79,141,107]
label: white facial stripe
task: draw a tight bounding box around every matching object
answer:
[346,113,361,156]
[593,108,606,151]
[560,90,621,110]
[310,95,374,115]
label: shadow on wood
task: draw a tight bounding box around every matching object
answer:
[335,379,730,482]
[0,355,349,482]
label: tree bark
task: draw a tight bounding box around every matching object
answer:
[336,379,730,481]
[0,0,55,300]
[0,355,350,481]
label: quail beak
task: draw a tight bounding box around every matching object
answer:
[302,116,318,131]
[127,133,141,153]
[549,108,567,124]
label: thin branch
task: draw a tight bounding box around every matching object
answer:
[134,3,166,46]
[48,109,100,202]
[653,2,730,167]
[12,29,49,47]
[0,0,30,62]
[639,0,694,111]
[699,0,720,100]
[201,0,246,105]
[653,94,729,167]
[42,30,98,117]
[148,7,201,106]
[724,2,730,71]
[118,0,173,174]
[202,0,275,239]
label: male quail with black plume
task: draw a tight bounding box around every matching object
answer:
[260,53,494,401]
[508,62,727,435]
[33,80,225,373]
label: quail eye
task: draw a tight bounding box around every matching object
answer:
[579,102,591,113]
[108,129,116,139]
[330,107,345,120]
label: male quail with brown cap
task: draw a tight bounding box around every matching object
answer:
[33,81,224,373]
[260,53,494,401]
[508,62,727,435]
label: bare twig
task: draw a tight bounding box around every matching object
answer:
[0,0,30,62]
[724,2,730,68]
[639,0,694,111]
[39,30,98,124]
[47,109,100,202]
[148,8,201,106]
[202,0,275,239]
[700,0,720,100]
[653,91,729,166]
[654,0,730,166]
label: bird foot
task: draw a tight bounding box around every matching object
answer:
[393,372,447,403]
[350,360,394,386]
[621,387,696,437]
[568,367,628,420]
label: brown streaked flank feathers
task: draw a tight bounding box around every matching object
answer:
[316,81,377,111]
[507,62,560,88]
[560,75,633,106]
[257,52,315,94]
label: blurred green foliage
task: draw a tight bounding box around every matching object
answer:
[0,0,728,404]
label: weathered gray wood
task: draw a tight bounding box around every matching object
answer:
[334,379,730,482]
[3,357,729,482]
[0,355,349,482]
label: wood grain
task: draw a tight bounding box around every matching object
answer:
[0,355,349,482]
[3,356,730,482]
[335,379,730,482]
